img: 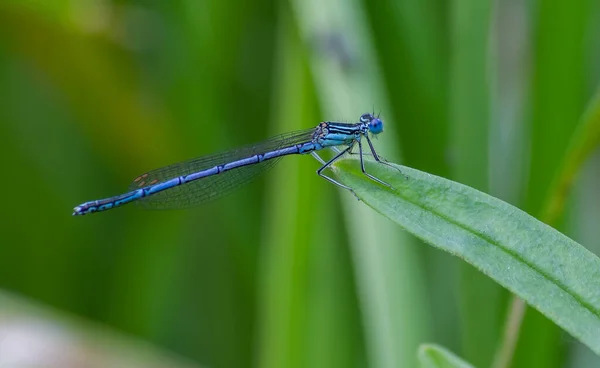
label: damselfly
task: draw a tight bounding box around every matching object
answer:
[73,112,392,215]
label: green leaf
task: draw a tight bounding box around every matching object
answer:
[418,344,474,368]
[332,158,600,355]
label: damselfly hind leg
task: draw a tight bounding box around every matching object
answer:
[310,151,327,165]
[315,146,360,200]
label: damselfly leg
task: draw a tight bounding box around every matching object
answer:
[314,146,359,200]
[346,135,406,179]
[313,137,395,198]
[357,139,392,187]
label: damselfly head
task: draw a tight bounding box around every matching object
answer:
[360,112,384,135]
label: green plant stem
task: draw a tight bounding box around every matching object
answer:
[491,297,527,368]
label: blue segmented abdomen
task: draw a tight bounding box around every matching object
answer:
[73,135,314,215]
[73,188,145,214]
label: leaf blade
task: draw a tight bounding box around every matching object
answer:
[418,344,475,368]
[333,159,600,354]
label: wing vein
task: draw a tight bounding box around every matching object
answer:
[127,128,316,209]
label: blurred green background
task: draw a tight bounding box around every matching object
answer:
[0,0,599,367]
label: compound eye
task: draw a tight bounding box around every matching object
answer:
[360,113,373,123]
[369,118,383,134]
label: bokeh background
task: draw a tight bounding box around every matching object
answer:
[1,0,600,367]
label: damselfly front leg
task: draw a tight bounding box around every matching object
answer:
[365,135,406,177]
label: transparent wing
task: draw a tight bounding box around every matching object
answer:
[127,128,316,209]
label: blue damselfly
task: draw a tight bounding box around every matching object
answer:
[73,112,391,215]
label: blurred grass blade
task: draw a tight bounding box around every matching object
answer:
[516,1,592,364]
[259,5,360,367]
[418,344,475,368]
[333,159,600,355]
[290,0,429,366]
[449,1,498,365]
[541,87,600,224]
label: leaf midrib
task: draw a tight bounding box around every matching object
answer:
[372,182,600,321]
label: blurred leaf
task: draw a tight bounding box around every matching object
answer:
[541,87,600,224]
[517,0,594,364]
[259,4,364,368]
[290,0,430,366]
[526,0,589,215]
[418,344,474,368]
[366,0,450,176]
[289,0,429,367]
[0,2,175,170]
[449,0,492,191]
[0,291,202,368]
[448,1,500,366]
[332,159,600,356]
